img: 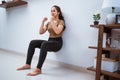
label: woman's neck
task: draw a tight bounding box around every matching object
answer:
[51,16,59,21]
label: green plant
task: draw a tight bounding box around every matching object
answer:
[93,13,101,21]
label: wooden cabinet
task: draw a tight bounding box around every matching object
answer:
[0,0,27,8]
[87,24,120,80]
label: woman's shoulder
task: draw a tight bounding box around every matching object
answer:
[59,19,64,24]
[59,19,64,22]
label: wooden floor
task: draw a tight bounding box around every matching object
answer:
[0,49,95,80]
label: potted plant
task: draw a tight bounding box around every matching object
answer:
[93,12,101,25]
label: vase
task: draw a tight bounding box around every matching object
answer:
[94,21,99,25]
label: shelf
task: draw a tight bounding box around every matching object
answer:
[0,1,28,8]
[89,46,120,53]
[90,24,120,29]
[90,24,104,28]
[89,24,120,80]
[90,24,120,33]
[87,67,120,79]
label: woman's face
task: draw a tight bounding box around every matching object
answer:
[51,7,59,18]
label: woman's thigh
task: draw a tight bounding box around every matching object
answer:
[41,41,62,52]
[30,40,46,48]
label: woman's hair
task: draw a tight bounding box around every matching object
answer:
[52,5,66,30]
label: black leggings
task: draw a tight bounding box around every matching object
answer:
[26,37,63,69]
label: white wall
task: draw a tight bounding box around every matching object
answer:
[0,0,105,68]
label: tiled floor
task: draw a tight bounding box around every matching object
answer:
[0,49,95,80]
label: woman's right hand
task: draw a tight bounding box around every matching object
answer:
[40,17,48,34]
[42,17,48,23]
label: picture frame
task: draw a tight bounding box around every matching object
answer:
[116,15,120,24]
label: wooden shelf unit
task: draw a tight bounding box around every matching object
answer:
[0,0,27,8]
[89,46,120,53]
[88,24,120,80]
[87,67,120,79]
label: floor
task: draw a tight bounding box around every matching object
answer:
[0,49,95,80]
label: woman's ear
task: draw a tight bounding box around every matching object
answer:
[58,12,60,15]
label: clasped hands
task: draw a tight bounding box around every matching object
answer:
[42,17,58,27]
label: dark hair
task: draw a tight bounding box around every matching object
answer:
[52,5,66,30]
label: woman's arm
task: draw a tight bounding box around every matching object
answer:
[51,20,64,34]
[39,17,48,34]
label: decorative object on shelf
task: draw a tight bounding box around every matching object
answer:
[106,37,112,47]
[94,57,118,72]
[0,0,28,8]
[114,35,120,49]
[93,12,101,25]
[2,0,6,3]
[106,35,120,49]
[101,0,120,24]
[106,37,117,48]
[116,15,120,24]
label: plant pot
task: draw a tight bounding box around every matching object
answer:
[94,21,99,25]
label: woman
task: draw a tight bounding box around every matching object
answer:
[17,5,65,76]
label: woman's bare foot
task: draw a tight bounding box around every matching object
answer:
[17,64,31,70]
[27,68,41,76]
